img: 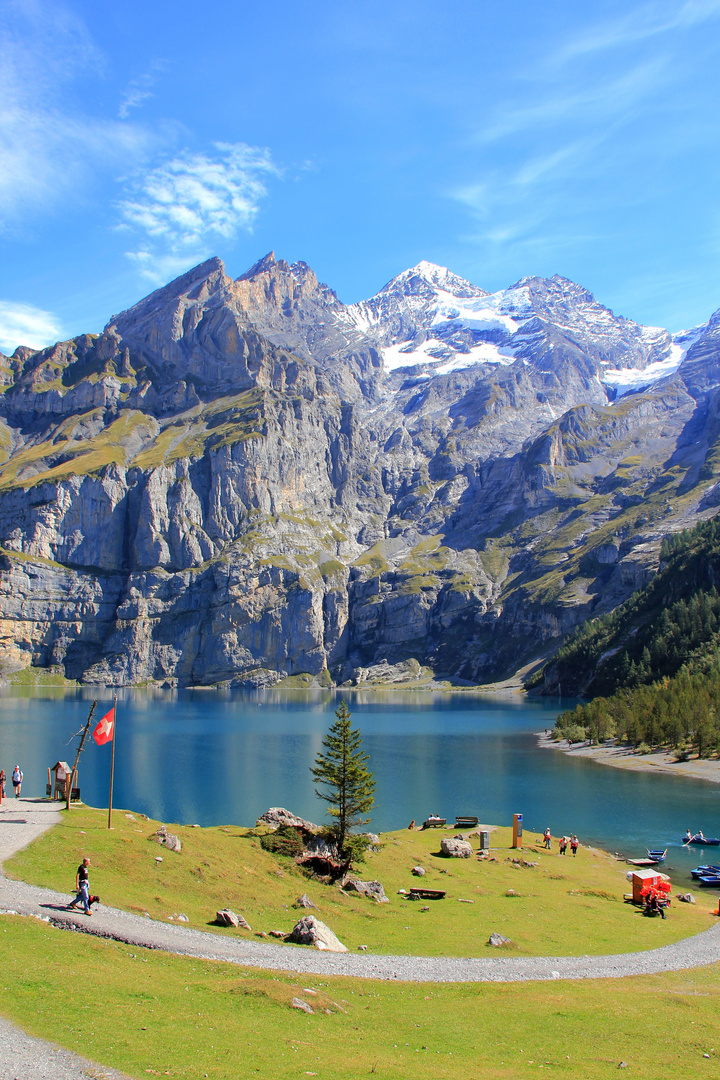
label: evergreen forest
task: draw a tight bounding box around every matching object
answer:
[541,516,720,755]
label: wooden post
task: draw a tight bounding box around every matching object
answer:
[107,695,117,830]
[66,701,96,812]
[512,813,523,849]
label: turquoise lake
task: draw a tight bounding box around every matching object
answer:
[1,686,719,883]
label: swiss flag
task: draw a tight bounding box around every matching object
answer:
[93,706,115,746]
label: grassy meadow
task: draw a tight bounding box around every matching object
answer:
[5,804,715,957]
[0,913,719,1080]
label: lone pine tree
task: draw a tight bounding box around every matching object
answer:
[311,700,376,861]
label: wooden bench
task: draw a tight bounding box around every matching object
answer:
[409,888,447,900]
[455,816,479,828]
[421,818,447,830]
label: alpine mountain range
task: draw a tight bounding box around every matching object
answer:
[1,252,719,688]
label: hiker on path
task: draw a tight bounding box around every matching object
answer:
[0,769,5,805]
[67,857,91,915]
[543,827,552,849]
[570,835,579,857]
[12,765,22,798]
[559,836,568,855]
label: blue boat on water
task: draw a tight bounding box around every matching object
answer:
[683,833,720,846]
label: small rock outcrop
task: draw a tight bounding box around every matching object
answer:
[488,933,513,947]
[292,997,314,1014]
[440,837,473,858]
[287,915,348,952]
[411,866,426,876]
[216,909,251,930]
[257,807,319,833]
[153,826,181,852]
[342,879,389,903]
[294,894,319,910]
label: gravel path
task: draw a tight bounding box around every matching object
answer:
[2,799,720,1080]
[0,799,134,1080]
[1,799,720,984]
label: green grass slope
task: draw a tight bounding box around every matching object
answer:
[2,914,720,1080]
[5,805,711,958]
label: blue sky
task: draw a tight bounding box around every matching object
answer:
[1,0,720,353]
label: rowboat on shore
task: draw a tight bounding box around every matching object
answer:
[690,864,720,879]
[626,848,668,867]
[696,874,720,887]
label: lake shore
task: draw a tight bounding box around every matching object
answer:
[538,732,720,785]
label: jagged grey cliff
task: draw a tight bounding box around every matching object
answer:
[0,253,719,687]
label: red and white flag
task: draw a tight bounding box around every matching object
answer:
[93,706,115,746]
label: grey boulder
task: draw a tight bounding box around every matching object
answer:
[257,807,319,832]
[440,837,473,858]
[294,894,319,910]
[216,909,251,930]
[342,879,389,903]
[287,915,348,952]
[153,826,181,852]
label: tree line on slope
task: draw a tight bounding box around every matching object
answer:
[534,515,720,698]
[549,515,720,754]
[554,667,720,755]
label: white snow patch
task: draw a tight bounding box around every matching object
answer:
[435,341,517,373]
[604,347,683,397]
[382,337,516,373]
[604,323,706,400]
[430,289,521,333]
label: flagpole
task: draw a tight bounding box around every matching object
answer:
[107,694,117,830]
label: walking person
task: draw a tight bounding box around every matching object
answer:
[0,769,5,806]
[67,857,92,915]
[11,765,22,798]
[543,827,552,850]
[559,835,568,855]
[570,834,579,857]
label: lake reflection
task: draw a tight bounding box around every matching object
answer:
[0,685,718,881]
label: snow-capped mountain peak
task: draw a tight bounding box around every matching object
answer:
[383,260,489,299]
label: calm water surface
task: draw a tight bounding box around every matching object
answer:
[1,686,719,883]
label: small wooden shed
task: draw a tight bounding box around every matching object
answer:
[47,761,74,800]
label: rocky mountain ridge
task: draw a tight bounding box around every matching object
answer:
[0,253,719,688]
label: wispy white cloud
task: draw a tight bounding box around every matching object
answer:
[474,60,667,145]
[0,1,159,231]
[118,62,167,120]
[557,0,720,60]
[124,250,210,285]
[118,143,280,283]
[0,301,63,354]
[451,0,720,283]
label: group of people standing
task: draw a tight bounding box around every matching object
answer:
[543,827,579,855]
[0,765,23,805]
